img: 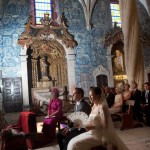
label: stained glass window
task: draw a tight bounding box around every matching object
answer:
[35,0,52,24]
[110,4,121,27]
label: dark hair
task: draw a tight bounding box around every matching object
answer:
[125,84,130,88]
[132,81,138,86]
[75,87,84,97]
[144,82,150,86]
[51,88,60,98]
[90,86,94,90]
[90,87,101,96]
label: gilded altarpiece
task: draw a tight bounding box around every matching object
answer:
[31,40,67,87]
[18,15,77,89]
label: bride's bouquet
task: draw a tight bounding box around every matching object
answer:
[67,112,89,128]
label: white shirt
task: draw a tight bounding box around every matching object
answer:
[145,90,149,103]
[76,99,82,110]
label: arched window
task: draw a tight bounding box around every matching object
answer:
[31,0,52,25]
[110,0,121,27]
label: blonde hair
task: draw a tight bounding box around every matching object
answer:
[115,87,121,93]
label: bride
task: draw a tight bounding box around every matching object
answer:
[67,87,128,150]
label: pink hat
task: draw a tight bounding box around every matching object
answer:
[51,87,59,97]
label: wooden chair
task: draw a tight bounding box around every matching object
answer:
[112,100,135,130]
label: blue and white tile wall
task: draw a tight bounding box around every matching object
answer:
[137,0,150,68]
[0,0,30,78]
[58,0,112,95]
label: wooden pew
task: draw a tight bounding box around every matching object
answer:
[112,100,135,130]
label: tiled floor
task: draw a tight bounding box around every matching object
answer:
[1,112,150,150]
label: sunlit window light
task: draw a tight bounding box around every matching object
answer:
[110,3,121,27]
[35,0,52,24]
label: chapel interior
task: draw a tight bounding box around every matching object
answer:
[0,0,150,149]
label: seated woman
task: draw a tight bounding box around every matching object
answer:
[122,84,131,112]
[42,87,63,139]
[123,84,131,100]
[67,87,128,150]
[109,87,123,114]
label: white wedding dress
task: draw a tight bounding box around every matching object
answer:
[67,99,128,150]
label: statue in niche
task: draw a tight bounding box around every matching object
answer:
[113,50,124,74]
[40,56,49,81]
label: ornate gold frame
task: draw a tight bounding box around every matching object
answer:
[18,15,77,88]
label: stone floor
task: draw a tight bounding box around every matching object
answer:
[1,112,150,150]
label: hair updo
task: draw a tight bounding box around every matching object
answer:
[90,87,101,96]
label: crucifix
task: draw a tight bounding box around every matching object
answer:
[52,77,57,86]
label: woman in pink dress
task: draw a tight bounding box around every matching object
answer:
[42,88,63,139]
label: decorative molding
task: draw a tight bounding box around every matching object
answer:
[93,65,109,77]
[18,14,77,49]
[93,65,112,87]
[79,0,97,30]
[104,23,150,48]
[104,23,123,47]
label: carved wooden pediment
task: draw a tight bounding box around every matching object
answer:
[104,23,124,47]
[104,23,150,48]
[18,15,77,49]
[31,40,65,60]
[93,65,110,77]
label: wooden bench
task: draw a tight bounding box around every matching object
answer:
[112,100,135,130]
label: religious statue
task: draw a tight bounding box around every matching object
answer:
[113,50,124,74]
[40,57,49,81]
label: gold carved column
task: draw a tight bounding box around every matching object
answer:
[31,59,38,87]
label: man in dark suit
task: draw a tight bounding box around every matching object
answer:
[141,82,150,126]
[57,87,91,150]
[130,82,143,122]
[104,87,115,108]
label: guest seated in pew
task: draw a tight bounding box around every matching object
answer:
[141,82,150,126]
[42,87,63,139]
[57,87,91,150]
[130,82,144,122]
[123,84,131,100]
[104,87,115,108]
[122,84,131,112]
[67,87,128,150]
[109,87,123,114]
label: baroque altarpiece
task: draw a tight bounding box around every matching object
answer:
[18,15,76,89]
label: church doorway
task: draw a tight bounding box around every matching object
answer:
[2,77,23,112]
[96,75,108,88]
